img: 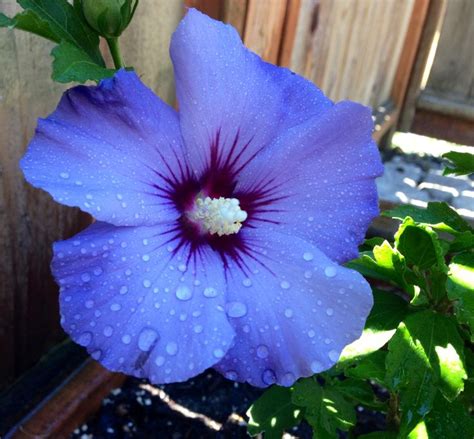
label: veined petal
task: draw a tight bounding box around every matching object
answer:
[236,101,383,263]
[54,222,235,383]
[214,227,373,387]
[21,70,187,227]
[170,8,333,177]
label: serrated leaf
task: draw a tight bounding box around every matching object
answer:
[345,350,387,385]
[383,201,472,234]
[442,151,474,176]
[292,379,356,438]
[447,252,474,341]
[395,218,446,270]
[346,242,413,294]
[386,311,466,434]
[339,290,408,364]
[450,231,474,253]
[52,41,115,83]
[17,0,104,64]
[0,9,58,41]
[246,386,303,438]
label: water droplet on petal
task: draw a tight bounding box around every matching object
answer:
[103,326,114,337]
[242,278,252,287]
[303,252,314,261]
[81,273,91,282]
[311,360,323,373]
[203,287,218,298]
[60,172,69,179]
[138,328,159,352]
[121,334,131,344]
[281,372,295,386]
[226,301,247,318]
[284,308,293,318]
[119,286,128,295]
[308,329,316,338]
[155,356,165,366]
[178,264,187,273]
[91,350,102,360]
[262,369,277,385]
[213,348,225,359]
[110,303,121,311]
[280,280,290,290]
[142,255,150,262]
[326,308,334,316]
[166,342,178,356]
[85,300,94,309]
[324,266,337,278]
[328,350,339,362]
[224,370,238,380]
[143,279,152,288]
[193,324,203,334]
[78,332,92,346]
[256,345,269,359]
[176,285,192,301]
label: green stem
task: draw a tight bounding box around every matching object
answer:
[387,392,401,432]
[106,37,124,69]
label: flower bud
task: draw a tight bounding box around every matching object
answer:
[81,0,138,38]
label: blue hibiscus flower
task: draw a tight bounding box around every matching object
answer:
[20,9,383,387]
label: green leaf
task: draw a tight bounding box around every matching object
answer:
[383,201,472,234]
[52,41,115,83]
[292,378,356,438]
[442,151,474,176]
[17,0,104,64]
[450,231,474,253]
[395,218,445,270]
[345,350,387,385]
[0,9,58,41]
[246,386,303,438]
[339,290,408,364]
[359,433,397,439]
[346,242,413,294]
[333,379,384,410]
[424,392,474,438]
[386,311,466,434]
[447,252,474,341]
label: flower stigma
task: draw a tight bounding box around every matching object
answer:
[189,196,248,236]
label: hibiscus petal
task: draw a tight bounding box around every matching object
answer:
[213,227,373,387]
[54,222,235,383]
[236,101,383,263]
[170,8,333,177]
[21,70,186,227]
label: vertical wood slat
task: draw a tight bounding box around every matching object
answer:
[222,0,248,37]
[243,0,288,63]
[0,0,182,390]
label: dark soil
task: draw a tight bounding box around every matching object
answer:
[70,370,386,439]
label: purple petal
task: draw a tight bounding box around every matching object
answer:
[53,222,235,383]
[236,101,383,263]
[21,70,186,227]
[214,226,373,387]
[170,8,333,176]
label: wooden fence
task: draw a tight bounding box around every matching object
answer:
[0,0,429,391]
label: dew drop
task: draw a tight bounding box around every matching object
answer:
[138,328,159,352]
[303,252,314,261]
[329,350,339,362]
[143,279,152,288]
[225,370,238,380]
[193,324,203,334]
[166,342,178,356]
[284,308,293,318]
[326,307,334,316]
[78,332,92,346]
[226,301,247,318]
[85,300,94,309]
[213,348,225,359]
[103,326,114,337]
[121,334,131,344]
[142,254,150,262]
[110,303,121,311]
[119,286,128,295]
[60,172,69,179]
[203,287,218,298]
[281,372,295,386]
[262,369,276,385]
[93,267,103,276]
[155,356,165,366]
[324,266,337,278]
[81,273,91,282]
[178,264,187,273]
[242,278,252,287]
[91,350,102,360]
[280,280,290,290]
[256,345,269,359]
[308,329,316,338]
[311,360,323,373]
[175,285,192,301]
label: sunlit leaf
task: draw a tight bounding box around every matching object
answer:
[447,252,474,341]
[292,378,356,438]
[247,386,302,438]
[442,151,474,176]
[344,350,387,385]
[386,311,466,434]
[383,201,472,234]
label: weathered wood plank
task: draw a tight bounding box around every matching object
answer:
[243,0,288,63]
[222,0,248,37]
